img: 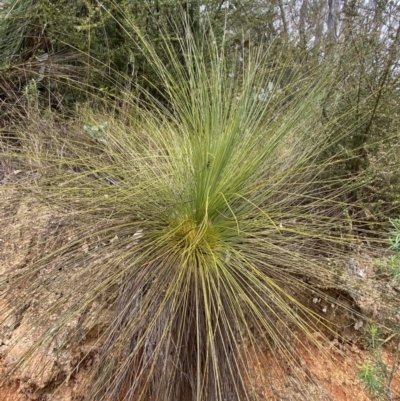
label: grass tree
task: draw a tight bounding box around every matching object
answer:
[0,11,383,401]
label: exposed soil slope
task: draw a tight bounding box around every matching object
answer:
[0,174,399,401]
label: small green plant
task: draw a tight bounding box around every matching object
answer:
[359,359,387,400]
[358,325,400,401]
[373,218,400,281]
[359,325,388,400]
[387,254,400,282]
[389,218,400,253]
[83,121,108,143]
[381,217,400,282]
[368,323,382,351]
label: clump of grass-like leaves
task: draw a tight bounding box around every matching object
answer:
[1,15,378,401]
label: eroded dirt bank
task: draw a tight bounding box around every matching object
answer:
[0,185,399,401]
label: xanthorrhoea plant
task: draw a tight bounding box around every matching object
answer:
[1,12,376,401]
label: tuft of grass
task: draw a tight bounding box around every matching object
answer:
[358,359,387,400]
[387,255,400,282]
[373,218,400,282]
[0,12,386,401]
[389,217,400,253]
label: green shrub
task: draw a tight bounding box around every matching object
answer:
[0,13,387,401]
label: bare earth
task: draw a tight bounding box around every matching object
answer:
[0,178,399,400]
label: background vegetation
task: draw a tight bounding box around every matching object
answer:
[1,0,399,217]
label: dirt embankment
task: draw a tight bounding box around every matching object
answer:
[0,187,399,401]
